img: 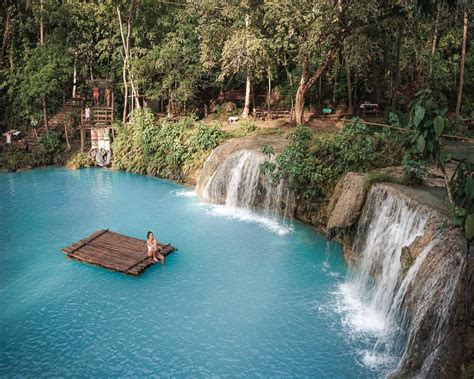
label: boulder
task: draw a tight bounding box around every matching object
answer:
[326,172,367,232]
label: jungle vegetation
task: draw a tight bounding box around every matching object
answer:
[0,0,472,127]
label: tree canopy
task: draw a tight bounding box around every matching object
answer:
[0,0,472,127]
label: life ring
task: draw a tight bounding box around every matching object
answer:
[95,148,112,167]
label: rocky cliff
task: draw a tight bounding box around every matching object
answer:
[327,174,471,378]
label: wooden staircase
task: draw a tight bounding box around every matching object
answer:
[25,99,81,146]
[48,99,80,129]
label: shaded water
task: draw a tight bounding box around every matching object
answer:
[0,168,380,377]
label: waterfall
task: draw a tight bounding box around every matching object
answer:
[340,185,466,377]
[200,149,295,219]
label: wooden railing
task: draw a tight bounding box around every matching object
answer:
[253,108,291,119]
[80,106,114,128]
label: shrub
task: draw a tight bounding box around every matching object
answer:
[263,119,409,209]
[239,120,258,134]
[112,108,225,180]
[402,156,429,184]
[228,119,260,137]
[67,152,94,169]
[37,131,63,164]
[0,146,30,170]
[216,101,237,117]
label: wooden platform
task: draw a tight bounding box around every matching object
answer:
[62,229,175,275]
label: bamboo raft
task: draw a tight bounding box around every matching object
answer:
[61,229,175,275]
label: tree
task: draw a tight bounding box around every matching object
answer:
[265,0,403,124]
[455,7,468,115]
[196,0,268,118]
[0,0,13,70]
[116,0,140,124]
[133,5,203,116]
[19,38,72,125]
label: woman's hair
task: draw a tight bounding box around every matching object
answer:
[147,231,153,238]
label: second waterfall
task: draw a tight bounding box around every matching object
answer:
[198,149,295,219]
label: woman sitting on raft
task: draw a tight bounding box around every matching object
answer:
[146,231,165,266]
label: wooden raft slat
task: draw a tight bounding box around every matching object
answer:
[61,230,176,275]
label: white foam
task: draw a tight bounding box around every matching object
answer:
[205,204,292,236]
[174,190,196,198]
[336,283,389,335]
[360,350,397,371]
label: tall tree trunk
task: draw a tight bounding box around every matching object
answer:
[117,1,138,124]
[40,0,44,45]
[283,52,294,117]
[294,59,309,125]
[40,0,48,131]
[429,5,441,78]
[332,56,338,105]
[242,13,251,118]
[344,43,353,113]
[129,50,140,109]
[0,2,12,70]
[167,87,173,117]
[267,72,271,117]
[122,59,128,124]
[455,9,468,116]
[42,96,48,131]
[72,53,77,98]
[294,39,343,125]
[242,72,251,118]
[391,23,403,108]
[376,51,387,104]
[318,75,322,109]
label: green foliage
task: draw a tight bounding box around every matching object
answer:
[388,111,401,127]
[0,131,64,170]
[365,172,404,186]
[112,108,225,180]
[34,131,63,165]
[134,9,203,107]
[402,156,429,184]
[400,246,415,275]
[460,362,474,379]
[450,161,474,240]
[216,102,238,117]
[19,40,73,120]
[38,132,61,155]
[228,119,260,138]
[219,23,270,82]
[408,89,448,160]
[405,89,474,239]
[263,119,409,207]
[0,146,30,170]
[261,145,274,156]
[67,152,94,169]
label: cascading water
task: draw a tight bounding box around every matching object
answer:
[339,185,466,377]
[200,149,295,219]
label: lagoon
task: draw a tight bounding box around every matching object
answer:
[0,168,379,377]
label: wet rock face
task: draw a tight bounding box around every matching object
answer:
[196,135,295,218]
[400,213,446,278]
[196,135,287,197]
[326,172,368,233]
[390,227,467,379]
[335,182,468,378]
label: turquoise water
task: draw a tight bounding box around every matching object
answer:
[0,168,377,377]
